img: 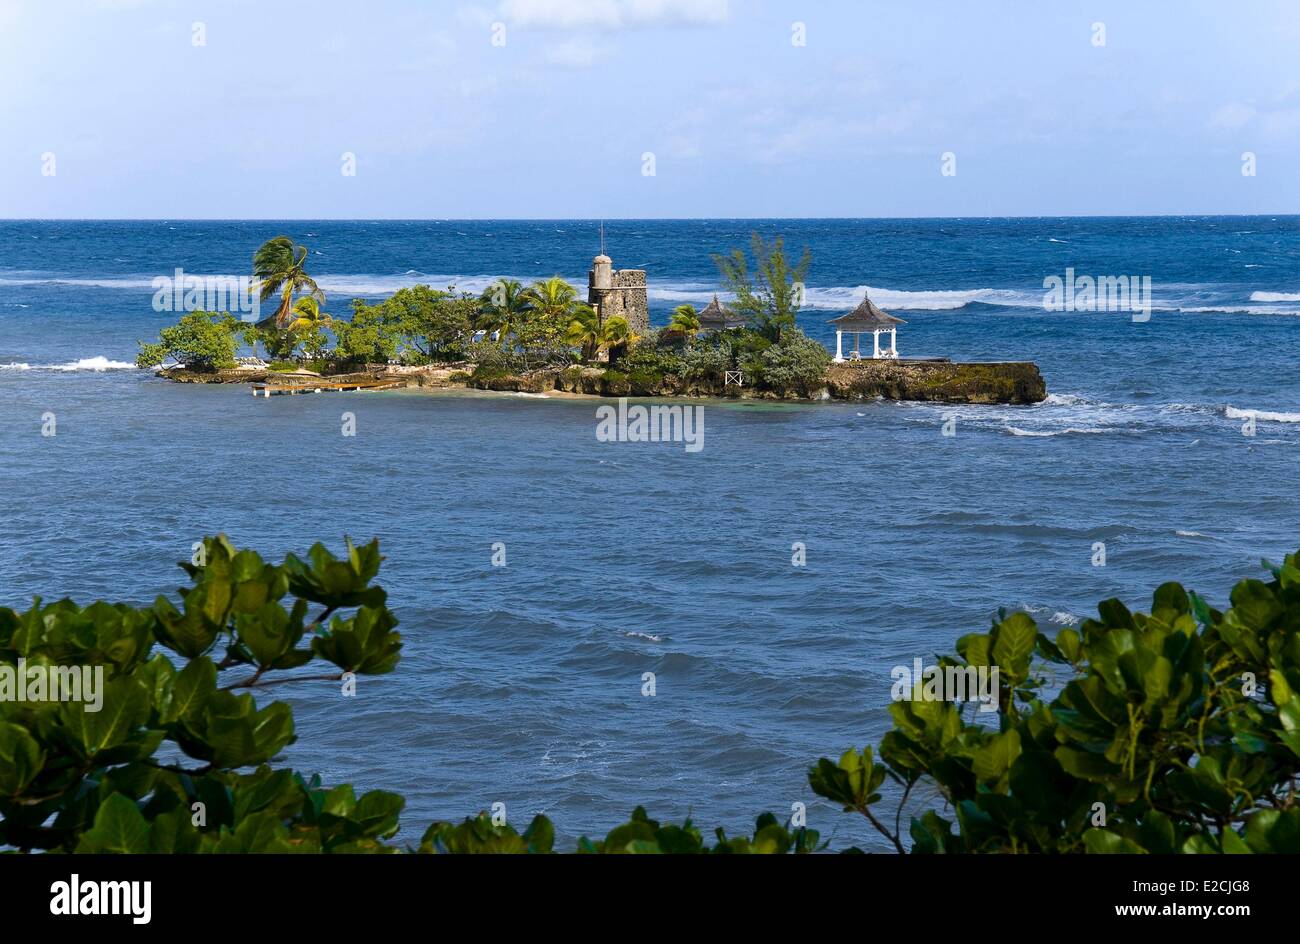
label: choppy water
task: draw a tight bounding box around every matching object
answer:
[2,218,1298,849]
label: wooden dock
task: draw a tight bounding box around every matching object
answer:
[251,379,406,397]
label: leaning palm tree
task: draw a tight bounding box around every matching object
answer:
[565,304,603,362]
[477,278,532,348]
[253,236,324,329]
[668,304,702,341]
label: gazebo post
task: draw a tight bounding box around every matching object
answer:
[826,293,906,364]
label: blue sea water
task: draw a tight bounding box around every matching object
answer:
[1,218,1298,850]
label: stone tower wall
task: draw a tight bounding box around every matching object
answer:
[593,269,649,335]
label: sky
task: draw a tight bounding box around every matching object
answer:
[2,0,1300,218]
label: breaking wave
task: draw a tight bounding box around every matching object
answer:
[8,268,1300,316]
[1,356,137,372]
[1225,405,1300,423]
[1004,425,1113,437]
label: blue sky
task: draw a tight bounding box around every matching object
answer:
[3,0,1299,218]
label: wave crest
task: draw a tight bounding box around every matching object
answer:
[1,356,137,372]
[1225,405,1300,423]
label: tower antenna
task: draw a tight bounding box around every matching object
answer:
[599,220,605,256]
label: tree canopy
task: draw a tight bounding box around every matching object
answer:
[3,539,1298,853]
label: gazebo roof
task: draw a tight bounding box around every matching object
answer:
[828,294,906,330]
[698,294,745,329]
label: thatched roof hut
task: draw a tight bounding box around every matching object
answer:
[697,294,745,331]
[826,294,906,331]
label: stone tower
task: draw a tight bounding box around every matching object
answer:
[587,253,648,335]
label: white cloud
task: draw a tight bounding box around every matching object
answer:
[1209,101,1256,131]
[1208,99,1300,139]
[499,0,728,31]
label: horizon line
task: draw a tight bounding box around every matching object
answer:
[2,213,1299,223]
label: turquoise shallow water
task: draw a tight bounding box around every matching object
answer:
[2,218,1298,847]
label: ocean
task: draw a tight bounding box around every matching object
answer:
[2,217,1298,850]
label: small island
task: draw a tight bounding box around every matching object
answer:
[143,234,1046,406]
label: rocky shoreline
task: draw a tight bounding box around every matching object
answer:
[162,358,1047,404]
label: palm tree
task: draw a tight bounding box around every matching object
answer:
[253,236,324,329]
[601,315,634,362]
[285,296,333,333]
[565,304,602,362]
[287,297,334,360]
[668,304,701,341]
[477,278,532,348]
[566,307,634,363]
[524,276,580,323]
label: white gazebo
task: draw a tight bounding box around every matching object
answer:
[829,293,906,362]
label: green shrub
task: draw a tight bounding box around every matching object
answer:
[617,343,685,378]
[467,340,521,374]
[680,341,734,384]
[811,553,1300,853]
[335,300,400,364]
[137,311,240,372]
[600,369,630,396]
[626,369,665,394]
[470,364,510,384]
[5,539,1299,853]
[0,536,814,855]
[135,342,166,369]
[758,330,831,397]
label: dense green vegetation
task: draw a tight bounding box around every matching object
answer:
[815,557,1300,854]
[3,536,1299,853]
[136,233,835,397]
[135,311,240,370]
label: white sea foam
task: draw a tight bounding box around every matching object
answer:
[0,276,160,288]
[1176,530,1209,538]
[1225,405,1300,423]
[2,356,136,372]
[1041,393,1092,406]
[1005,425,1112,437]
[10,268,1300,316]
[1020,603,1079,625]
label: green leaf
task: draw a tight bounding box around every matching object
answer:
[76,793,150,854]
[991,612,1037,682]
[165,655,216,724]
[63,677,150,758]
[0,721,44,795]
[1083,829,1148,854]
[1152,582,1190,615]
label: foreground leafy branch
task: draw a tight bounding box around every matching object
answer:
[2,538,1298,853]
[808,557,1300,853]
